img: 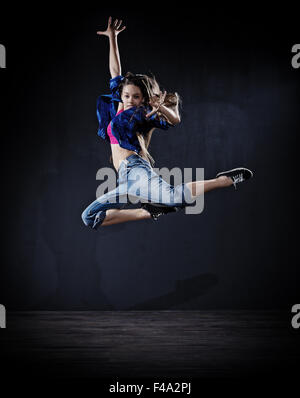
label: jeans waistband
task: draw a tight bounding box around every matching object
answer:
[118,154,151,173]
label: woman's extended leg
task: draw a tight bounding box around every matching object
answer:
[186,176,233,200]
[186,167,254,199]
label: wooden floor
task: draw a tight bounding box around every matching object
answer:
[1,310,299,382]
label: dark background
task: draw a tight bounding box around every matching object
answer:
[0,4,299,311]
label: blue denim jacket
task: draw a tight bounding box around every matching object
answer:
[96,75,172,152]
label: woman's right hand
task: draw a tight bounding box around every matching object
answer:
[146,91,167,118]
[97,16,126,38]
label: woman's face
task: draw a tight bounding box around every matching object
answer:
[121,84,144,110]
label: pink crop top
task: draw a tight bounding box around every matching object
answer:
[107,109,124,144]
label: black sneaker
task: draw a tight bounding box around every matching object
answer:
[141,203,182,221]
[216,167,253,190]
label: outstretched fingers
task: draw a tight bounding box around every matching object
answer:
[118,25,126,33]
[97,17,126,36]
[114,18,126,33]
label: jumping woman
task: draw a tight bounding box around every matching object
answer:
[81,17,253,230]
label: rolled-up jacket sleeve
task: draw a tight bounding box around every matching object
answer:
[109,75,124,100]
[148,113,173,130]
[96,76,124,140]
[150,114,173,130]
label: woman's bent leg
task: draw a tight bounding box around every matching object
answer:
[81,182,129,229]
[102,208,151,226]
[81,180,153,229]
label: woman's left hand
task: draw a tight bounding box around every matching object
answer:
[145,91,167,118]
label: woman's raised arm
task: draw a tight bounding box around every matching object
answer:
[97,16,126,79]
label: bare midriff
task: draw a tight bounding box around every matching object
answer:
[110,144,138,172]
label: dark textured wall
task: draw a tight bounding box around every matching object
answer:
[0,5,298,309]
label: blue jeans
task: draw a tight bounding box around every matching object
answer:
[81,154,194,230]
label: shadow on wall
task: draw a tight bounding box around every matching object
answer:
[127,273,218,310]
